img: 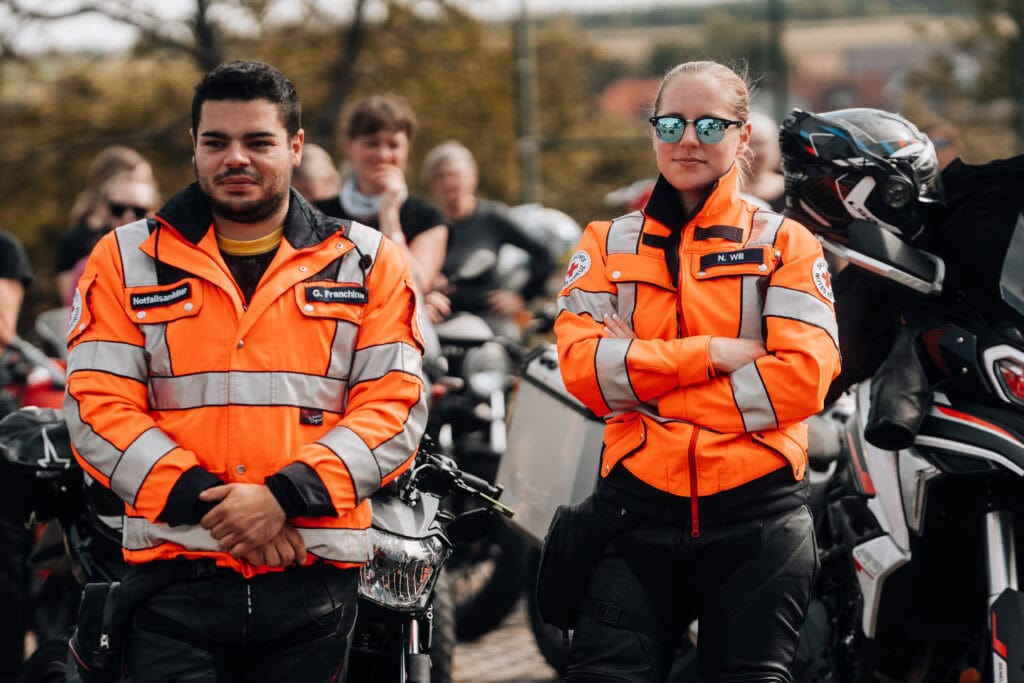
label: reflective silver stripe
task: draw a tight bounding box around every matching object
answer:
[595,338,638,411]
[122,517,373,564]
[350,342,422,385]
[737,211,786,341]
[318,391,428,503]
[67,340,148,384]
[747,211,785,247]
[116,221,158,287]
[737,276,764,341]
[141,323,173,377]
[110,428,178,505]
[557,289,616,321]
[607,212,643,255]
[328,320,359,380]
[617,282,638,329]
[64,393,124,479]
[731,362,777,431]
[344,221,384,276]
[764,286,840,348]
[148,372,348,412]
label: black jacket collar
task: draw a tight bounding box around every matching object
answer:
[156,183,346,250]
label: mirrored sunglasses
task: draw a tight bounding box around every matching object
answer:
[649,115,744,144]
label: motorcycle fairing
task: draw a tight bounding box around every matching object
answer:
[915,403,1024,476]
[990,589,1024,682]
[851,534,910,638]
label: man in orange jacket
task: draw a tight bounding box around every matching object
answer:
[64,60,427,682]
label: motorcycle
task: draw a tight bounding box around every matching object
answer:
[347,435,514,683]
[794,212,1024,682]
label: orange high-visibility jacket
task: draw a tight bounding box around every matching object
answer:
[65,185,428,577]
[555,168,840,533]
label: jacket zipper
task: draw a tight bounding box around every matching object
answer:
[687,427,700,537]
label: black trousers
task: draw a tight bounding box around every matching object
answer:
[565,505,818,683]
[120,560,359,683]
[0,519,31,683]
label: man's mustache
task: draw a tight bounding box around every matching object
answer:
[214,169,260,182]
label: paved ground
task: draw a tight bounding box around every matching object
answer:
[453,598,560,683]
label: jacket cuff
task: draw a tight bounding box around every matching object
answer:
[264,462,338,519]
[157,466,225,527]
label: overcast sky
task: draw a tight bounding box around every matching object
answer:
[3,0,734,54]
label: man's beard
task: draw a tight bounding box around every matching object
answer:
[206,188,287,224]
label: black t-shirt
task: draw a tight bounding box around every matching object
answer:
[0,231,33,287]
[314,194,445,244]
[441,199,553,313]
[55,222,108,273]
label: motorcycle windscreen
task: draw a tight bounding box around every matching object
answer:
[1000,213,1024,319]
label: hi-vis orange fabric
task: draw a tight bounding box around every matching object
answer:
[65,186,427,577]
[555,168,840,531]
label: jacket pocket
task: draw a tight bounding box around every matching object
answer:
[294,281,365,325]
[690,245,777,280]
[606,253,675,291]
[600,412,647,478]
[753,424,809,480]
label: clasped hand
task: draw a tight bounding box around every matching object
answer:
[199,483,307,568]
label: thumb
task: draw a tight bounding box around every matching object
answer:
[198,484,232,502]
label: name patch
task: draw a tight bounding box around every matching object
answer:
[131,283,191,309]
[698,248,765,271]
[306,285,368,304]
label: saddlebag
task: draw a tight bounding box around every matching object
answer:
[536,492,633,632]
[67,581,127,683]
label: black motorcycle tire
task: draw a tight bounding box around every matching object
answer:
[430,569,456,683]
[450,518,529,641]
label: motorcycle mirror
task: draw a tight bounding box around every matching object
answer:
[446,507,495,543]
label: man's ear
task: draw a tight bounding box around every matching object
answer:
[292,129,305,168]
[189,128,196,148]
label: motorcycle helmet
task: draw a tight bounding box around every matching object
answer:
[779,107,944,244]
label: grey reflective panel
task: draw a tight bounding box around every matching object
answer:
[148,372,347,412]
[747,211,784,247]
[63,393,124,479]
[731,362,777,432]
[617,282,638,329]
[557,290,617,321]
[123,517,372,563]
[116,221,158,288]
[67,340,149,384]
[764,286,840,348]
[607,213,644,255]
[327,320,359,379]
[140,323,173,377]
[738,275,766,342]
[595,338,639,411]
[319,426,380,502]
[345,222,385,271]
[350,342,422,384]
[373,391,428,479]
[110,428,179,505]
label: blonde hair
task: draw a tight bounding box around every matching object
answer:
[420,140,478,188]
[653,60,754,182]
[68,146,157,227]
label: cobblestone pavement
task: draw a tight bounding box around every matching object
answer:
[453,598,560,683]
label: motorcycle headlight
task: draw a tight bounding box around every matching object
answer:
[358,530,451,609]
[463,341,511,398]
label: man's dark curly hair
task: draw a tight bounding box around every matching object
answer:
[191,60,301,137]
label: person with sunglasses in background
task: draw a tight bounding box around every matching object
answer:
[552,60,840,682]
[54,146,161,305]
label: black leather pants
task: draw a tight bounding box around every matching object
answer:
[120,560,359,683]
[565,505,818,683]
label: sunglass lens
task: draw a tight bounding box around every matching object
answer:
[656,117,684,143]
[695,118,727,144]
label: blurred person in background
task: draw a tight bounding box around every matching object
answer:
[420,140,553,335]
[0,228,32,683]
[315,94,447,293]
[743,110,786,211]
[292,142,341,202]
[55,146,160,305]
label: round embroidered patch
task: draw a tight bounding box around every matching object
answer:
[563,250,591,288]
[67,288,83,337]
[812,257,834,303]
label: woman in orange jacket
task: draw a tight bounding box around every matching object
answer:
[554,60,841,682]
